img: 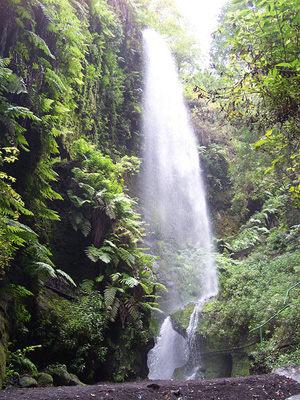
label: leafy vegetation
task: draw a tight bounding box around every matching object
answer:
[2,0,300,386]
[0,0,167,384]
[183,0,300,374]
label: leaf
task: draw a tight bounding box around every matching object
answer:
[120,275,139,288]
[276,62,292,68]
[104,285,117,308]
[34,261,56,278]
[56,269,77,287]
[28,31,55,59]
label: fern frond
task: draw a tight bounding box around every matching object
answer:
[139,301,162,314]
[124,298,141,326]
[104,285,117,308]
[67,190,91,207]
[110,272,121,282]
[0,57,10,69]
[6,219,37,241]
[33,261,56,278]
[56,269,77,287]
[79,218,91,237]
[117,247,135,267]
[85,245,111,263]
[80,279,94,294]
[45,68,66,92]
[109,297,120,322]
[95,274,104,283]
[120,274,139,288]
[4,105,40,121]
[6,74,27,95]
[77,182,95,198]
[28,31,55,59]
[41,97,54,112]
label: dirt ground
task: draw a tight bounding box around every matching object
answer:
[1,374,300,400]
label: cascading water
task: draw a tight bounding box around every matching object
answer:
[141,29,218,380]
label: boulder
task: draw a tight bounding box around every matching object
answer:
[69,373,85,386]
[52,367,71,386]
[273,363,300,383]
[36,372,53,387]
[19,376,38,388]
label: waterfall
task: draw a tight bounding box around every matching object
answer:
[141,29,218,380]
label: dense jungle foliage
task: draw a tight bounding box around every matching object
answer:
[187,0,300,376]
[1,0,300,388]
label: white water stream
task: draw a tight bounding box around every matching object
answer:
[142,29,218,380]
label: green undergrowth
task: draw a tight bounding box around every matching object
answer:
[192,194,300,371]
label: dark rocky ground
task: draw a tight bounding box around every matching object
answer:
[1,374,300,400]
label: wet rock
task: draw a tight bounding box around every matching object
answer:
[273,364,300,383]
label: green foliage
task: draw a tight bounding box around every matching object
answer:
[68,139,164,329]
[0,0,197,384]
[206,0,300,203]
[4,344,41,387]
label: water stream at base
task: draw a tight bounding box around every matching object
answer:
[141,29,218,380]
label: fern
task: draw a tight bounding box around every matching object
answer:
[45,68,66,92]
[104,286,121,322]
[68,191,91,207]
[56,269,77,287]
[120,274,139,288]
[117,247,135,267]
[104,285,117,309]
[5,75,27,95]
[80,279,94,294]
[28,31,55,59]
[85,245,112,263]
[33,261,56,279]
[124,298,142,327]
[109,297,120,322]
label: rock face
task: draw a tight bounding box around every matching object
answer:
[170,303,251,380]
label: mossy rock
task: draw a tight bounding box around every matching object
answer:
[19,376,38,388]
[36,372,53,387]
[69,373,85,386]
[52,367,71,386]
[171,303,196,334]
[0,314,9,388]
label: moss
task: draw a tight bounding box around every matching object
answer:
[171,303,195,334]
[231,353,250,377]
[0,314,8,388]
